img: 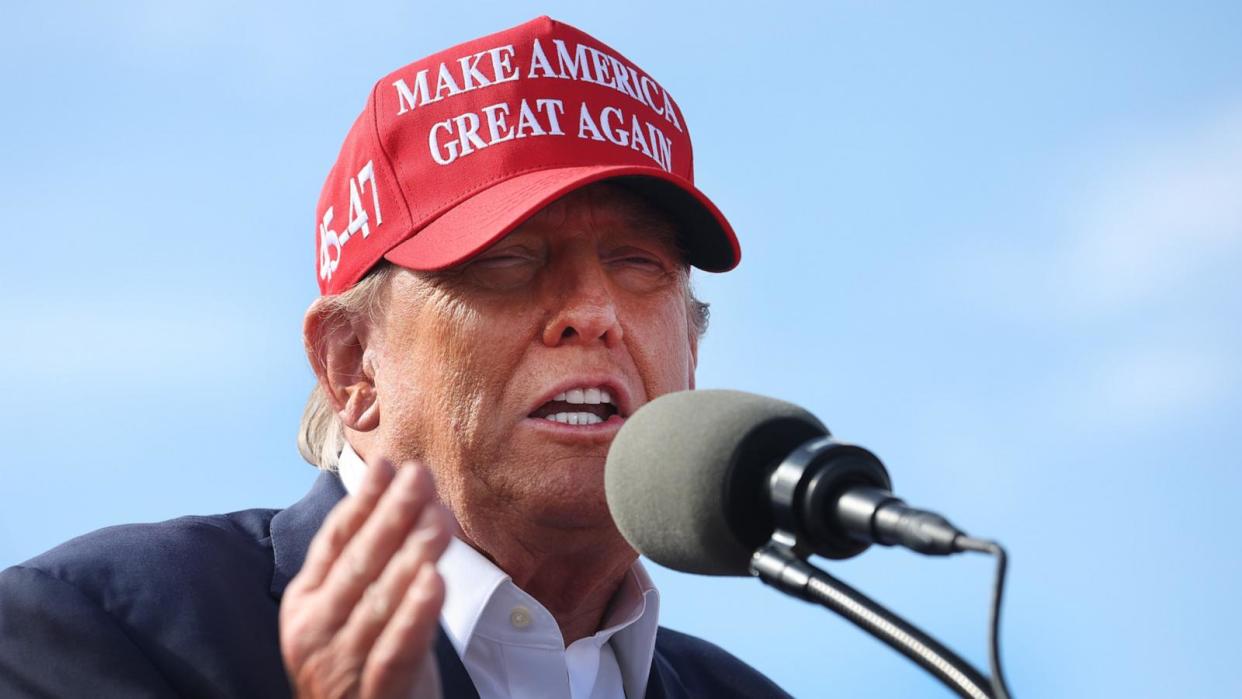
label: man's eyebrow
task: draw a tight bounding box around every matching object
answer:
[622,211,679,240]
[618,208,688,261]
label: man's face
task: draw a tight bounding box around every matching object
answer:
[367,184,697,531]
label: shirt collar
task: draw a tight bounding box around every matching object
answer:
[336,443,661,697]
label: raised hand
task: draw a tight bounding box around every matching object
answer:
[280,461,453,699]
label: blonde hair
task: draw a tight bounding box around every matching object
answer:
[297,262,397,470]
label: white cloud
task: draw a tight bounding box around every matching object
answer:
[1059,105,1242,315]
[942,102,1242,430]
[1051,107,1242,425]
[1063,343,1233,429]
[952,102,1242,323]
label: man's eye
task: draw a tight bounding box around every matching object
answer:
[621,256,662,268]
[607,253,676,293]
[466,253,539,290]
[475,254,533,268]
[608,254,665,271]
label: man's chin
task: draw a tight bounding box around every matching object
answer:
[467,434,617,527]
[512,473,612,530]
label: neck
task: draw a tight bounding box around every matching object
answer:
[460,521,637,645]
[342,437,639,644]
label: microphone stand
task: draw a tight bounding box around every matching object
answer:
[753,435,1013,697]
[751,541,997,699]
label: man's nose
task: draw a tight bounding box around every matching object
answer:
[541,259,624,348]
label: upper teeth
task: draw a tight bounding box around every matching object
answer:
[552,387,614,406]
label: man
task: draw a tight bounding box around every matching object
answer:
[0,17,790,699]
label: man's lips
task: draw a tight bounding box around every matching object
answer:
[526,378,632,428]
[522,412,626,434]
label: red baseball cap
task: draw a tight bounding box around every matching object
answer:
[315,16,740,295]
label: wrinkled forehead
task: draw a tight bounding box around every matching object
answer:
[493,181,683,253]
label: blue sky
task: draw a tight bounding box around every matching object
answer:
[2,2,1240,697]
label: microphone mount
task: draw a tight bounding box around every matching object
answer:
[766,435,975,559]
[752,435,1014,699]
[767,436,892,560]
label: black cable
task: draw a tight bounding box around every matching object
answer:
[955,536,1013,699]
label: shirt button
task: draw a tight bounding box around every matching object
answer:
[509,605,532,629]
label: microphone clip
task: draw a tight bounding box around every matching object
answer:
[765,435,894,561]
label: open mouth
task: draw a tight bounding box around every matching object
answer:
[528,386,620,426]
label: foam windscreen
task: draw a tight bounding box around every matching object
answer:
[605,389,826,575]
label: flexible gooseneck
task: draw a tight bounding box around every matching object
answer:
[752,544,1004,699]
[757,435,1012,699]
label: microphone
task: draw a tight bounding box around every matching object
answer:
[604,389,972,575]
[605,389,1015,699]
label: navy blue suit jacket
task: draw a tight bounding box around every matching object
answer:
[0,472,791,698]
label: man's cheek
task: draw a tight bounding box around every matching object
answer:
[427,306,492,368]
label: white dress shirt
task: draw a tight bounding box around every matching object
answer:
[336,444,661,699]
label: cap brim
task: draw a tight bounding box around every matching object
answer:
[383,165,740,273]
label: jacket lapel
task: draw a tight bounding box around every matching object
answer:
[645,643,684,699]
[435,626,481,699]
[269,470,346,599]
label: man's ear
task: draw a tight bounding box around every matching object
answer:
[303,300,380,432]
